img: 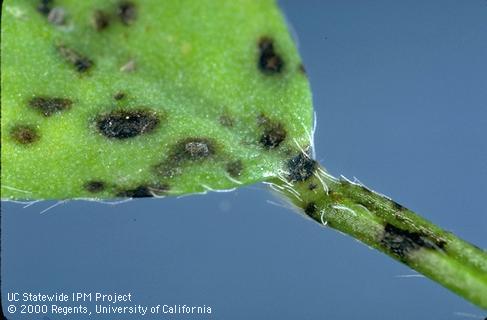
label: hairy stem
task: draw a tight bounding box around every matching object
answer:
[271,161,487,309]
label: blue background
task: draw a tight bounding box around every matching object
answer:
[2,1,487,319]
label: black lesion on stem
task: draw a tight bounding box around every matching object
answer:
[304,202,317,217]
[286,152,317,183]
[381,223,446,261]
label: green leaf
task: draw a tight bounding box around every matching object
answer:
[1,0,312,199]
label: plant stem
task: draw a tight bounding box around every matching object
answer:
[271,161,487,309]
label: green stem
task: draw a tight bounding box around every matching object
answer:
[271,161,487,309]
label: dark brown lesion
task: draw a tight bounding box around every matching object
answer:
[226,160,243,178]
[29,96,72,117]
[219,115,234,128]
[258,37,284,74]
[381,223,447,260]
[57,45,93,73]
[153,137,217,178]
[116,184,169,198]
[84,180,106,193]
[304,202,317,217]
[95,109,160,139]
[37,0,53,15]
[117,1,137,25]
[10,124,40,145]
[174,138,215,161]
[92,10,110,31]
[113,92,126,100]
[257,114,287,149]
[286,151,317,183]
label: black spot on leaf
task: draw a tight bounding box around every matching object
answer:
[113,92,126,100]
[286,152,317,182]
[96,109,160,139]
[92,10,110,31]
[258,37,284,74]
[37,0,52,16]
[175,138,215,161]
[299,64,306,74]
[117,185,152,198]
[258,114,286,149]
[117,184,169,198]
[304,202,317,216]
[118,1,136,25]
[29,96,72,116]
[154,138,217,178]
[226,160,243,178]
[219,115,234,128]
[10,125,40,145]
[57,45,93,73]
[260,123,286,149]
[84,180,106,193]
[381,223,446,260]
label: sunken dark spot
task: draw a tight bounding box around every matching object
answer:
[92,10,110,31]
[299,64,306,74]
[258,115,286,149]
[29,97,72,116]
[153,138,216,178]
[219,115,234,128]
[57,45,93,73]
[258,37,284,74]
[226,160,243,178]
[175,138,215,161]
[37,0,52,16]
[84,180,106,193]
[260,123,286,149]
[304,202,317,216]
[118,1,136,25]
[10,125,40,145]
[96,109,160,139]
[113,92,126,100]
[117,185,152,198]
[381,223,446,259]
[286,152,317,182]
[117,184,169,198]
